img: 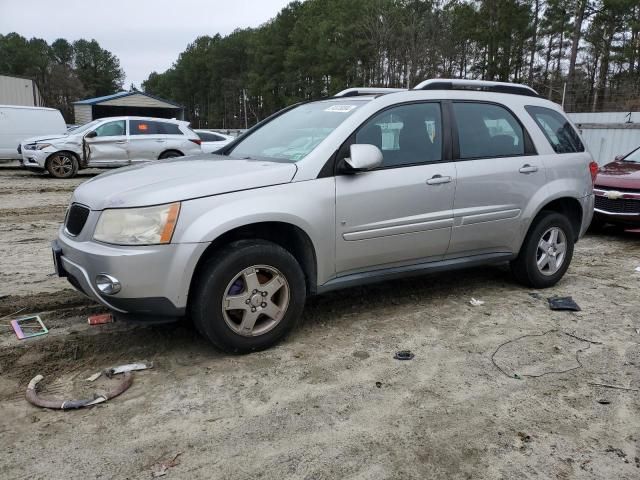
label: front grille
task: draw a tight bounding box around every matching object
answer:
[65,204,90,236]
[594,195,640,214]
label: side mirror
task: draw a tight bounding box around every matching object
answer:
[85,131,97,139]
[341,144,383,173]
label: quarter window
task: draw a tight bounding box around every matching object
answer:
[355,103,442,167]
[453,103,525,159]
[525,106,584,153]
[94,120,125,137]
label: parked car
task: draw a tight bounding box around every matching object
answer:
[195,130,234,153]
[20,116,202,178]
[592,145,640,229]
[53,79,595,353]
[0,105,66,160]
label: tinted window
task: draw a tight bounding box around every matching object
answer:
[355,103,442,167]
[94,120,125,137]
[130,120,181,135]
[198,131,225,142]
[526,106,584,153]
[453,103,525,159]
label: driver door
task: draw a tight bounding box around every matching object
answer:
[85,119,129,166]
[335,102,456,274]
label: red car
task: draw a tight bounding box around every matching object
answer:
[592,146,640,231]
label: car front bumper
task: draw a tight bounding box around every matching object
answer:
[55,227,208,320]
[20,148,49,169]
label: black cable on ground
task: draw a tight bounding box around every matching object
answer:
[490,329,603,379]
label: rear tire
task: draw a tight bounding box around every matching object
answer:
[158,150,182,159]
[511,211,575,288]
[191,240,306,353]
[46,153,78,179]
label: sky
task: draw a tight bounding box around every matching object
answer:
[0,0,294,88]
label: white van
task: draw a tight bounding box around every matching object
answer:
[0,105,66,160]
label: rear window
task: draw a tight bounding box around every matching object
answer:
[198,131,226,142]
[525,106,584,153]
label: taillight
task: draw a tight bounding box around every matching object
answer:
[589,161,599,185]
[190,139,202,145]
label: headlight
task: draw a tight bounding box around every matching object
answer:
[24,143,53,150]
[93,202,181,245]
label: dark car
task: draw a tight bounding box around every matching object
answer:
[592,146,640,230]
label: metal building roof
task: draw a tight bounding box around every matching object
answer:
[73,90,182,108]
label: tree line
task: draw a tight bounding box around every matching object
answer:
[0,33,125,121]
[143,0,640,129]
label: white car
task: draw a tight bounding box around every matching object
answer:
[195,130,234,153]
[20,116,202,178]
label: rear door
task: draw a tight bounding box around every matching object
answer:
[85,119,129,166]
[335,101,456,274]
[447,101,546,257]
[128,120,167,163]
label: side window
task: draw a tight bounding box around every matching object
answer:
[131,120,162,135]
[160,123,182,135]
[355,103,442,167]
[525,106,584,153]
[94,120,125,137]
[453,102,525,159]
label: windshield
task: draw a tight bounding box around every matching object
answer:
[228,100,366,162]
[624,147,640,163]
[71,119,103,135]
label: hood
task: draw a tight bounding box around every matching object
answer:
[72,155,298,210]
[595,160,640,190]
[21,133,72,145]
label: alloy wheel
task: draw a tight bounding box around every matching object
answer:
[536,226,567,276]
[221,265,290,337]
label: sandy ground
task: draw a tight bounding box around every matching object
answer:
[0,166,639,479]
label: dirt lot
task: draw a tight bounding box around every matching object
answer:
[0,166,639,479]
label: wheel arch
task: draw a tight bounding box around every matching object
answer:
[527,197,583,244]
[45,150,81,176]
[158,149,184,159]
[187,221,318,309]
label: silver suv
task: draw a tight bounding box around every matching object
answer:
[53,80,596,352]
[20,116,201,178]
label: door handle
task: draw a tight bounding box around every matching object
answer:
[426,175,452,185]
[154,139,166,143]
[519,164,539,174]
[115,140,127,144]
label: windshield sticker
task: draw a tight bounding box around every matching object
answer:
[325,105,358,113]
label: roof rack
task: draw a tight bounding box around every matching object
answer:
[333,87,406,97]
[412,79,539,98]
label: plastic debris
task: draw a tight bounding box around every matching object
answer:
[152,453,182,477]
[470,298,485,306]
[548,296,581,311]
[86,361,153,382]
[11,315,48,340]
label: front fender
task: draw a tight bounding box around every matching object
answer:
[174,179,336,284]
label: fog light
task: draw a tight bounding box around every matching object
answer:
[95,274,121,295]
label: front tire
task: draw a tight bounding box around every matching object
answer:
[46,153,78,179]
[511,211,575,288]
[191,240,306,353]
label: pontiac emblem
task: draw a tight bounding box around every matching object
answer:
[604,190,623,200]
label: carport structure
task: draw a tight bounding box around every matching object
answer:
[73,91,184,124]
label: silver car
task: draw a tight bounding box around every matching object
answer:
[53,80,596,352]
[20,116,202,178]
